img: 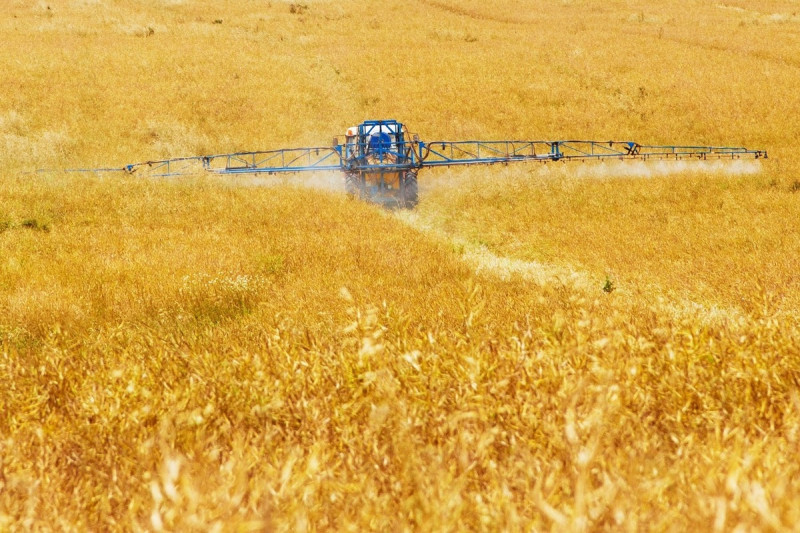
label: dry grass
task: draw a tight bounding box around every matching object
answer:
[2,1,800,531]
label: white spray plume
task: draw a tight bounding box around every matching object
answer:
[214,171,343,192]
[570,159,762,179]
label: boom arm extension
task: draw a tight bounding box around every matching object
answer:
[119,140,765,177]
[122,147,343,177]
[417,140,766,167]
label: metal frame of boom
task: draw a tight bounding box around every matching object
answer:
[57,119,767,178]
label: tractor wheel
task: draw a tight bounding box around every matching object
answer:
[402,171,419,209]
[345,173,360,199]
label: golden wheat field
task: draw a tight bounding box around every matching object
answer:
[2,0,800,531]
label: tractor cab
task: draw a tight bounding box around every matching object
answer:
[343,120,406,166]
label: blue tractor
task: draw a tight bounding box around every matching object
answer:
[340,120,420,208]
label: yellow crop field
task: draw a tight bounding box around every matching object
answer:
[2,0,800,530]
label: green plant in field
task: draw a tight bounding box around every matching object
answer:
[256,253,285,276]
[602,276,616,293]
[20,218,50,232]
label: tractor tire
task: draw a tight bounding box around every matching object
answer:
[345,173,360,199]
[402,171,419,209]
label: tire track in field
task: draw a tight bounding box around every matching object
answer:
[392,209,746,327]
[393,209,596,290]
[417,0,526,25]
